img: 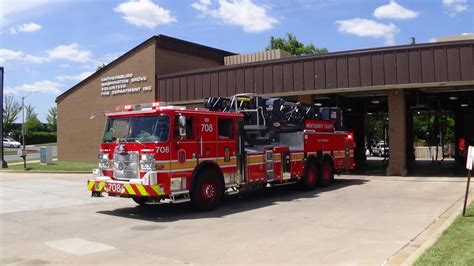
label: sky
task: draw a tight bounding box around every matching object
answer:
[1,0,473,122]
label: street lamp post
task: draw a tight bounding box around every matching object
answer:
[20,92,35,169]
[1,67,6,168]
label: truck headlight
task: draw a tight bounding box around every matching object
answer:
[140,153,156,171]
[140,162,156,171]
[98,153,109,169]
[141,154,154,161]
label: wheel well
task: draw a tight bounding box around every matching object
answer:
[190,161,224,191]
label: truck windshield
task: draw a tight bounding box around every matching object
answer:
[102,116,170,143]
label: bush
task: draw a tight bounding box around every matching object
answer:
[10,131,56,145]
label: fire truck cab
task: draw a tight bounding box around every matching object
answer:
[88,96,355,211]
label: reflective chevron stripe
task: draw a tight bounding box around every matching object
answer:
[87,180,106,192]
[86,180,164,197]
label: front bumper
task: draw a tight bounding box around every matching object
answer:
[87,175,166,198]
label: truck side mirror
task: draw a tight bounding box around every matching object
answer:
[178,115,186,138]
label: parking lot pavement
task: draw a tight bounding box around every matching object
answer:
[0,172,470,265]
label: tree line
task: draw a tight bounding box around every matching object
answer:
[3,95,57,144]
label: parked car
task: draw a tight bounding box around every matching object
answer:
[372,141,389,157]
[3,138,21,148]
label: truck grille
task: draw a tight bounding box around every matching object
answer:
[113,151,139,180]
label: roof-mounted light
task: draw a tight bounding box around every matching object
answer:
[114,101,166,112]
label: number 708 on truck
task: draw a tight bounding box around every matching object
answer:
[87,94,355,211]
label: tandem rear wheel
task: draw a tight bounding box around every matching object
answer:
[320,157,334,187]
[300,160,318,190]
[191,169,224,211]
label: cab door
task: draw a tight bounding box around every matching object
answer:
[171,114,199,188]
[197,114,218,162]
[216,117,238,185]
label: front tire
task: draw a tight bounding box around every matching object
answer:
[191,169,224,211]
[132,196,148,206]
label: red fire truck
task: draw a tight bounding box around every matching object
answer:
[87,94,355,210]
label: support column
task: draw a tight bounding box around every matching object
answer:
[406,107,415,165]
[387,89,408,176]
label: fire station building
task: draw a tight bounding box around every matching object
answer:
[56,34,474,176]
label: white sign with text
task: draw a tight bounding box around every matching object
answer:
[100,73,151,96]
[467,146,474,170]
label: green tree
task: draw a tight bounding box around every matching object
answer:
[24,114,44,133]
[367,115,386,141]
[413,113,454,146]
[24,104,36,120]
[46,106,57,132]
[3,95,21,132]
[96,63,106,71]
[267,33,328,55]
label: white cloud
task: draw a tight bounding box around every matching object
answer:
[0,48,48,64]
[18,22,42,32]
[8,22,42,34]
[5,80,63,95]
[0,0,51,26]
[336,18,399,45]
[56,71,94,81]
[374,0,419,20]
[114,0,176,28]
[1,43,92,64]
[191,0,278,33]
[47,43,92,63]
[443,0,469,15]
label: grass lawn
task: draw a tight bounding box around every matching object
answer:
[4,160,97,172]
[3,149,18,155]
[414,202,474,265]
[33,142,57,146]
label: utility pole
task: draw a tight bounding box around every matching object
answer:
[1,67,7,168]
[20,92,35,169]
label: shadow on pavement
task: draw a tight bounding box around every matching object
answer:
[97,178,366,223]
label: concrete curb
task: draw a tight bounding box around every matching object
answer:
[383,191,473,265]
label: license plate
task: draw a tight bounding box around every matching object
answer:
[106,183,124,194]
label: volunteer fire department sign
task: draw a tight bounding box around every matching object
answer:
[100,73,152,97]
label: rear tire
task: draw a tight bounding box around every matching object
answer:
[300,160,318,190]
[191,169,224,211]
[320,157,334,187]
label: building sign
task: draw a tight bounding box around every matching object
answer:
[100,73,152,96]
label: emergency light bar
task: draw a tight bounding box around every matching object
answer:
[114,101,186,113]
[115,102,162,112]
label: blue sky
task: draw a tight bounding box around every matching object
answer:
[1,0,472,122]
